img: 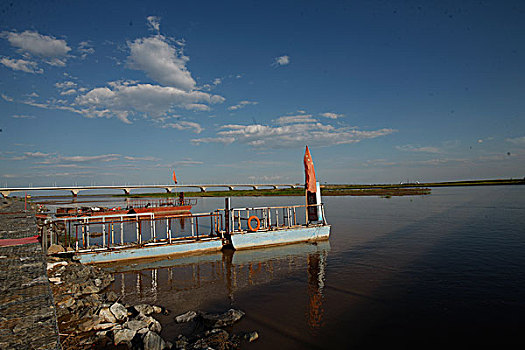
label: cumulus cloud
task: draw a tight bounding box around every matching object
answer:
[273,55,290,66]
[227,100,258,111]
[0,57,43,74]
[192,120,395,148]
[75,81,224,124]
[127,34,195,90]
[2,30,71,58]
[396,145,441,153]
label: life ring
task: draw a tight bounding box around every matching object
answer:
[248,216,260,232]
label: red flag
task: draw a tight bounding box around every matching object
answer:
[172,170,178,184]
[303,146,317,192]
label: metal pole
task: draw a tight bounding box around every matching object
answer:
[102,217,106,248]
[120,217,124,245]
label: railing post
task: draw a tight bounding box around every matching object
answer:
[102,217,106,248]
[120,217,124,245]
[86,220,90,247]
[75,224,78,251]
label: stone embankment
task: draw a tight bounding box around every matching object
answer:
[1,197,258,349]
[0,198,61,349]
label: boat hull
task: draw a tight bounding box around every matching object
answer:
[77,238,223,264]
[230,225,330,250]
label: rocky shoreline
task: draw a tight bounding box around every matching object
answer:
[47,256,258,349]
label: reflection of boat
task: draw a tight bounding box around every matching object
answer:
[106,240,330,331]
[55,198,195,218]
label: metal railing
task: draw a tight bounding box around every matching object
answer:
[41,202,327,254]
[41,210,223,253]
[228,203,327,234]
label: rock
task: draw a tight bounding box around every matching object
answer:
[200,309,245,328]
[94,322,117,330]
[192,329,230,349]
[105,290,118,302]
[48,277,61,284]
[243,331,259,342]
[47,261,67,270]
[78,316,101,332]
[110,302,128,322]
[124,319,149,332]
[99,307,117,323]
[174,310,197,323]
[57,295,75,309]
[81,282,100,295]
[143,330,170,350]
[47,244,65,254]
[138,314,162,333]
[94,278,102,287]
[134,304,163,316]
[114,328,136,346]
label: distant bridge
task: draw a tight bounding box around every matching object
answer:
[0,184,302,197]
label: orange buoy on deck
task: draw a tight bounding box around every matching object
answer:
[248,216,260,232]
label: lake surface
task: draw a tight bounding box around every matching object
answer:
[38,186,525,348]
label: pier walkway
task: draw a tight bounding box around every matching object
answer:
[0,199,60,349]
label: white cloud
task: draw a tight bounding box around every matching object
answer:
[274,55,290,66]
[161,121,203,133]
[55,81,77,89]
[75,81,224,124]
[60,89,77,96]
[227,100,258,111]
[321,112,344,119]
[1,57,43,74]
[192,121,396,148]
[275,114,317,124]
[1,93,13,102]
[127,35,195,90]
[396,145,441,153]
[147,16,161,32]
[506,136,525,145]
[124,156,159,161]
[11,114,36,119]
[2,30,71,58]
[172,159,204,166]
[77,41,95,58]
[55,154,120,163]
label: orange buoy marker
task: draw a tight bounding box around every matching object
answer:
[248,216,260,232]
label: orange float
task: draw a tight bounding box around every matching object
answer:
[248,215,260,232]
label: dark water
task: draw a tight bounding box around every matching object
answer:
[41,187,525,348]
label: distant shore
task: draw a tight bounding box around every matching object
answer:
[113,178,524,199]
[117,187,432,198]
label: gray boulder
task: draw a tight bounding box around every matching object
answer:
[110,302,128,321]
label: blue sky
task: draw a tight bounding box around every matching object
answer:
[1,0,524,187]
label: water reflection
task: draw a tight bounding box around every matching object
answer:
[106,241,330,328]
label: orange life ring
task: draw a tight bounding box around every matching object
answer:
[248,215,260,232]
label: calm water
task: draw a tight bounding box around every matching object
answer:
[39,187,525,348]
